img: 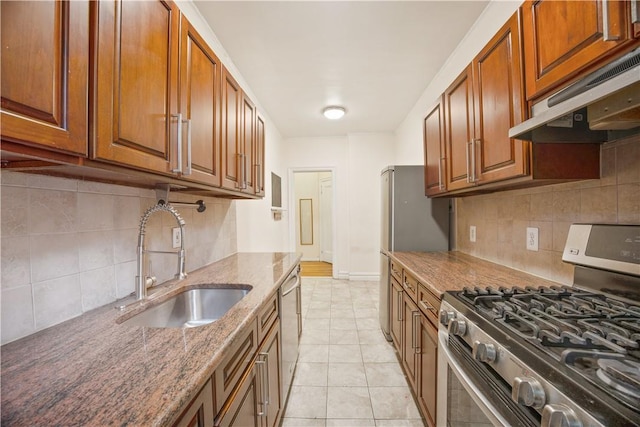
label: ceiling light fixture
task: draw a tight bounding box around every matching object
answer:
[323,106,346,120]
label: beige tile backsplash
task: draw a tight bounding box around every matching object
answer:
[455,135,640,286]
[1,172,237,344]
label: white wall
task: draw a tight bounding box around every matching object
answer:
[394,1,521,164]
[285,133,394,279]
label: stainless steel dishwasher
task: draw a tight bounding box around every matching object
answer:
[280,265,301,404]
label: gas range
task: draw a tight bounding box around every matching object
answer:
[438,224,640,427]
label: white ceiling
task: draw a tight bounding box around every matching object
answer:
[194,1,489,138]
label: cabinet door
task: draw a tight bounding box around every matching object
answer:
[472,11,528,185]
[215,367,260,427]
[1,0,88,155]
[390,277,403,352]
[418,316,438,427]
[260,322,282,427]
[241,93,256,194]
[402,294,419,391]
[179,15,221,187]
[93,0,179,174]
[522,0,635,100]
[444,64,475,191]
[173,380,215,427]
[423,98,447,196]
[255,114,266,197]
[221,67,242,190]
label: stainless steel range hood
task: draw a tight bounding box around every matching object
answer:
[509,48,640,143]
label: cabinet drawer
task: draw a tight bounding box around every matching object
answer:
[257,292,279,343]
[417,283,440,327]
[402,271,419,301]
[173,379,215,427]
[390,260,402,282]
[214,318,258,411]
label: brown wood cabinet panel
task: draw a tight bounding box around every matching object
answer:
[221,67,242,190]
[418,316,438,427]
[93,0,180,174]
[179,15,221,187]
[255,114,266,197]
[522,0,638,100]
[390,260,402,283]
[215,366,259,427]
[260,322,282,427]
[417,283,440,327]
[257,292,278,343]
[241,94,256,193]
[444,64,475,191]
[402,294,420,391]
[1,0,88,155]
[402,270,419,302]
[473,12,528,184]
[390,277,403,352]
[173,380,215,427]
[423,98,447,196]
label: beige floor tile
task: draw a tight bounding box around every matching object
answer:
[368,386,421,419]
[375,420,425,426]
[330,308,355,318]
[361,343,398,363]
[305,317,331,330]
[330,329,358,345]
[293,362,329,386]
[326,387,373,419]
[364,363,408,387]
[284,386,327,418]
[328,363,368,387]
[354,308,379,319]
[327,419,376,426]
[331,318,358,330]
[307,308,331,319]
[282,418,326,427]
[299,344,330,363]
[358,329,389,345]
[301,328,331,345]
[329,345,363,363]
[356,318,380,330]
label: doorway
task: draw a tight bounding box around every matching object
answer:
[290,169,335,277]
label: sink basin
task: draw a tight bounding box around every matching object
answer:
[120,286,251,328]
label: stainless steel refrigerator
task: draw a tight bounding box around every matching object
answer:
[379,166,450,340]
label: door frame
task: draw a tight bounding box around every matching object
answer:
[288,167,337,278]
[318,176,333,264]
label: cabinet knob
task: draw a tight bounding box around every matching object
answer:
[472,341,496,363]
[439,310,455,326]
[541,404,582,427]
[512,377,545,409]
[448,319,467,336]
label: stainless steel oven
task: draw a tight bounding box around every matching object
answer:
[437,224,640,427]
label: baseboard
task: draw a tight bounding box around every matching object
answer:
[300,257,321,262]
[348,272,380,281]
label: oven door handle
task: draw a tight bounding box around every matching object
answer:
[438,331,511,427]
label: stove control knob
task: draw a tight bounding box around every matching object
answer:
[541,404,582,427]
[439,310,455,326]
[448,319,467,336]
[473,341,496,363]
[512,377,545,409]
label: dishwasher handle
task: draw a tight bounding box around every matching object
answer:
[282,268,301,297]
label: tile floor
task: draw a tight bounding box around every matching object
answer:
[281,278,424,427]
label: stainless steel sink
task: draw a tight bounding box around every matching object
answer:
[119,286,251,328]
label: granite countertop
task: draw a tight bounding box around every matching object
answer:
[1,252,301,426]
[390,251,563,297]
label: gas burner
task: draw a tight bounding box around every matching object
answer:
[596,359,640,399]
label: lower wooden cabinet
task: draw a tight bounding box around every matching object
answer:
[418,315,438,427]
[215,365,260,427]
[402,294,420,392]
[390,277,403,350]
[174,380,215,427]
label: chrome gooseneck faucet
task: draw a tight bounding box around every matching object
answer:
[136,201,187,300]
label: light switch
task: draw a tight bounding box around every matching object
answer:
[526,227,539,251]
[470,226,477,243]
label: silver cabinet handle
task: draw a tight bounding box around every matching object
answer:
[256,356,267,417]
[397,290,403,322]
[171,114,182,173]
[438,157,445,190]
[242,153,247,189]
[412,311,421,353]
[184,119,192,176]
[632,1,639,24]
[471,138,480,183]
[260,351,270,406]
[602,0,621,41]
[465,140,471,183]
[420,300,435,313]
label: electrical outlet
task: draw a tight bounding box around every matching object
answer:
[172,227,181,249]
[470,225,477,243]
[526,227,539,251]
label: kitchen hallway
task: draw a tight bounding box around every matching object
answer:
[282,278,423,427]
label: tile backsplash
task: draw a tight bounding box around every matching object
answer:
[1,172,237,344]
[455,135,639,285]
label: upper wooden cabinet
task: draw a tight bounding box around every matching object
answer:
[221,67,243,191]
[241,93,257,194]
[0,1,89,155]
[255,114,266,197]
[472,11,528,184]
[423,98,447,196]
[92,0,180,175]
[522,0,640,101]
[179,15,221,187]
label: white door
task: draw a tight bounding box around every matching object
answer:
[319,177,333,263]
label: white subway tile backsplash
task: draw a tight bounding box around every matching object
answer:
[113,196,141,229]
[1,236,31,289]
[1,186,29,237]
[114,261,136,299]
[77,193,115,231]
[27,174,77,191]
[80,266,116,311]
[33,274,82,330]
[1,285,35,343]
[30,233,79,283]
[29,188,77,234]
[112,229,138,264]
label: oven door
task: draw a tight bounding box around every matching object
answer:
[437,328,540,427]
